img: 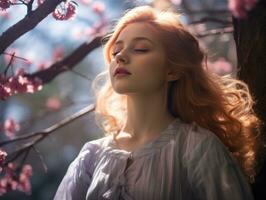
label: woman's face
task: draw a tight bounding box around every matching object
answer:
[109,22,172,95]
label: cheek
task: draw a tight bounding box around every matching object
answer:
[136,55,167,80]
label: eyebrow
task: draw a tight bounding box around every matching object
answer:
[114,37,154,45]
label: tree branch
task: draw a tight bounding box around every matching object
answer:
[25,36,102,84]
[0,104,95,147]
[0,0,65,54]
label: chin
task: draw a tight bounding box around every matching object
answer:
[111,82,132,94]
[113,85,137,94]
[113,88,131,94]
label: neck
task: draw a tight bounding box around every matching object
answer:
[122,89,176,141]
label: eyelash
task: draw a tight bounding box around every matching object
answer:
[112,49,149,57]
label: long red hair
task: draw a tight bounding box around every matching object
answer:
[92,6,261,182]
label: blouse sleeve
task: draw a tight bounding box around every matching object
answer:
[184,125,254,200]
[54,142,96,200]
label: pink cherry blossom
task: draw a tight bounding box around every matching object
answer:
[46,97,61,111]
[207,58,233,75]
[6,76,28,95]
[37,0,45,6]
[26,77,43,93]
[36,61,51,71]
[52,47,64,61]
[4,118,20,139]
[52,1,77,21]
[46,97,61,110]
[0,0,12,10]
[1,74,43,100]
[1,163,18,192]
[0,150,7,165]
[3,48,19,65]
[0,73,43,99]
[21,165,32,177]
[91,1,105,15]
[0,179,8,195]
[17,165,32,194]
[82,18,108,37]
[228,0,258,18]
[0,85,9,100]
[0,150,7,172]
[0,10,9,18]
[0,163,33,196]
[15,68,25,77]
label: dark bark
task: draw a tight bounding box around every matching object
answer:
[26,36,102,84]
[233,1,266,199]
[0,0,64,54]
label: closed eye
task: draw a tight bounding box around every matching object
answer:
[134,49,149,53]
[112,49,148,57]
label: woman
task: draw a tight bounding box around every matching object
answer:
[54,5,261,200]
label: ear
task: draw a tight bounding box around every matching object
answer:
[166,69,180,82]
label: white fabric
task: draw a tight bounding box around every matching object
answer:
[54,118,254,200]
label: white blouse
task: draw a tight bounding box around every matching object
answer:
[54,118,254,200]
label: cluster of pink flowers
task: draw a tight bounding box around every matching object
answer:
[52,0,77,20]
[80,19,107,38]
[91,1,105,15]
[0,160,33,196]
[37,0,45,6]
[228,0,258,18]
[0,0,14,10]
[206,58,233,75]
[0,150,7,173]
[2,118,20,139]
[0,69,43,100]
[0,10,9,18]
[74,1,107,39]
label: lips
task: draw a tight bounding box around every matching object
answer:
[114,67,132,77]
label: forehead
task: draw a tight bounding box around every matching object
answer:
[115,22,160,45]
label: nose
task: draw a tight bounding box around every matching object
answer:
[115,51,129,64]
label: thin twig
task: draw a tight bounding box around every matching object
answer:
[0,104,95,147]
[26,0,35,16]
[32,146,47,173]
[17,0,27,4]
[4,141,35,165]
[4,52,15,76]
[15,147,31,173]
[11,2,25,5]
[25,36,102,84]
[67,68,92,81]
[5,136,43,165]
[3,52,30,62]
